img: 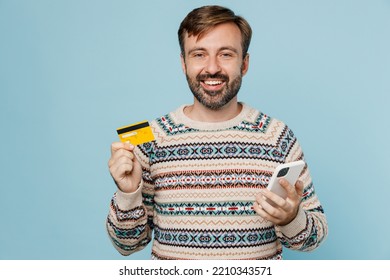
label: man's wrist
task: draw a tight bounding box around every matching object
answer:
[115,180,143,210]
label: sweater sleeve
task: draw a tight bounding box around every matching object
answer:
[274,127,328,251]
[106,144,155,256]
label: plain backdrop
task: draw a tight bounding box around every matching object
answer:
[1,0,389,260]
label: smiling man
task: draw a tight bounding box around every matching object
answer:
[107,5,328,260]
[182,21,248,115]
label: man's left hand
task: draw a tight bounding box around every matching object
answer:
[253,179,304,226]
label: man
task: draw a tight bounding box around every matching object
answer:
[107,5,328,260]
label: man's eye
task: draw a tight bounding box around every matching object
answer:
[193,53,205,58]
[221,53,233,58]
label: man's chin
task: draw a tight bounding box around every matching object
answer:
[204,90,223,97]
[198,98,228,110]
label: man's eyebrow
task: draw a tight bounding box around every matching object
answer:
[218,47,239,54]
[187,46,239,55]
[187,47,207,55]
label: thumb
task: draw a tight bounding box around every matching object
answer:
[124,141,135,151]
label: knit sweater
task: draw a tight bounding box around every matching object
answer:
[106,103,328,260]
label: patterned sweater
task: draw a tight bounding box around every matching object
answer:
[106,103,328,260]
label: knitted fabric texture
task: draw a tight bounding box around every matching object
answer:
[106,103,328,259]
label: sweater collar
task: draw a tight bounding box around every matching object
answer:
[173,102,255,131]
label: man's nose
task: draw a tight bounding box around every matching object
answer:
[204,56,221,75]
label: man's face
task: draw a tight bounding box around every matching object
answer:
[181,22,249,110]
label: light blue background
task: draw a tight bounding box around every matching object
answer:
[1,0,389,260]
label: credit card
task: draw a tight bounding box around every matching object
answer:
[116,120,155,145]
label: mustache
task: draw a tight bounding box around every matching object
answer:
[196,73,229,82]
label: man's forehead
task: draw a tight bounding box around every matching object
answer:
[183,23,242,50]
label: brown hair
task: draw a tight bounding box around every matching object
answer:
[178,5,252,58]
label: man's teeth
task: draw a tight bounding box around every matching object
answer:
[204,80,223,86]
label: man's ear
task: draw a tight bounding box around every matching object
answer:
[241,53,250,76]
[180,53,186,74]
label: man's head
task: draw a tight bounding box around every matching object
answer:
[178,5,252,59]
[178,6,252,110]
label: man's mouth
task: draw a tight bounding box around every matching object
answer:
[204,80,223,86]
[200,79,226,91]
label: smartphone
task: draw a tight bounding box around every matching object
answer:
[267,160,305,199]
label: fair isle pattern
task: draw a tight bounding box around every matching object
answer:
[154,169,271,190]
[156,115,198,135]
[155,189,264,201]
[302,182,315,202]
[154,215,268,227]
[107,103,328,259]
[279,215,321,251]
[154,226,277,249]
[151,247,283,260]
[148,120,296,164]
[107,218,146,239]
[150,140,293,164]
[111,235,150,252]
[234,112,271,133]
[110,196,146,222]
[155,201,255,216]
[156,111,271,135]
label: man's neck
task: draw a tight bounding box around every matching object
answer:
[184,99,242,122]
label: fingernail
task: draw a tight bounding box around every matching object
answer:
[125,141,134,149]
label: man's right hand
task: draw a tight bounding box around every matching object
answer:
[108,142,142,193]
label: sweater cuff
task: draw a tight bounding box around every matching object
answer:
[279,206,307,238]
[115,180,143,210]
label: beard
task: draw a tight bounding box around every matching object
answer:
[185,72,243,110]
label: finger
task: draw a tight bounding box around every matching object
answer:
[279,178,297,196]
[111,141,134,155]
[295,180,304,196]
[111,142,126,155]
[257,194,281,218]
[111,153,134,168]
[108,150,134,168]
[253,201,265,215]
[258,189,286,208]
[253,201,279,224]
[113,162,134,179]
[112,148,135,161]
[109,156,133,175]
